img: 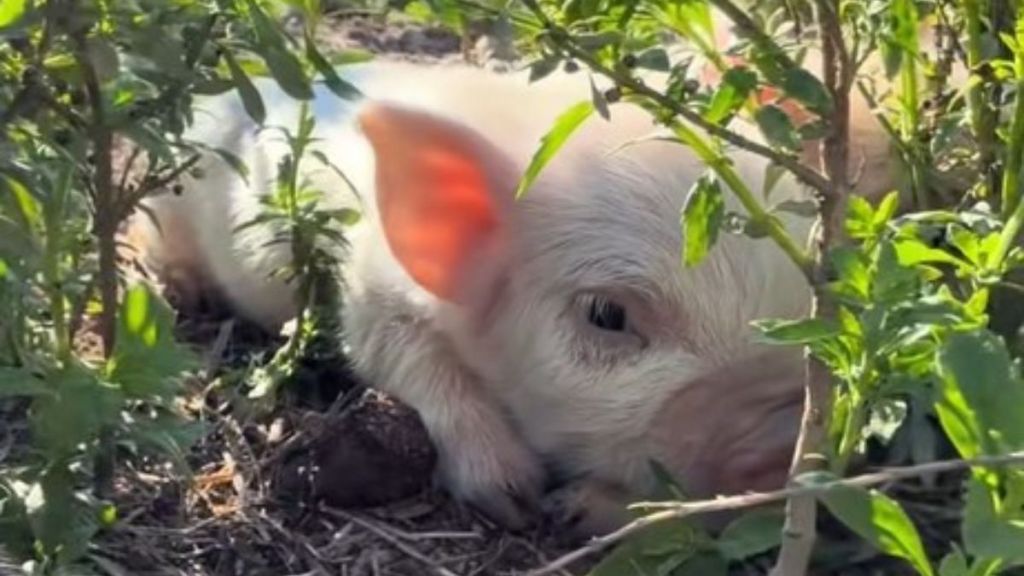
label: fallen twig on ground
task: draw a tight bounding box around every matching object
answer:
[322,506,466,576]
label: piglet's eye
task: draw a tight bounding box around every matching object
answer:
[587,296,627,332]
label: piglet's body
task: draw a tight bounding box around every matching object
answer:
[137,59,878,534]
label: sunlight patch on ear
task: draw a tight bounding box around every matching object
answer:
[358,102,508,303]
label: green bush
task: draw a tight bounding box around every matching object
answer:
[0,0,364,571]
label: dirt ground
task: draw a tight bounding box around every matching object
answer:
[0,9,970,576]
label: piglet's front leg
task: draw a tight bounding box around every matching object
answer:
[345,296,544,529]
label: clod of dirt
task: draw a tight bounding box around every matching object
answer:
[274,389,437,508]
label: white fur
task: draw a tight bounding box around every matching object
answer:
[139,60,839,530]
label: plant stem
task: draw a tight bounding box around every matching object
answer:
[73,29,119,498]
[993,14,1024,269]
[44,165,73,364]
[963,0,999,204]
[771,0,851,573]
[834,396,867,473]
[668,118,815,277]
[1001,16,1024,219]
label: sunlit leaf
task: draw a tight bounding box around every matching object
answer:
[515,100,594,199]
[819,484,934,576]
[935,331,1024,458]
[681,173,724,267]
[106,284,199,400]
[753,317,840,344]
[0,0,27,29]
[962,475,1024,563]
[704,66,757,125]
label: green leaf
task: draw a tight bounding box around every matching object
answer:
[846,195,877,239]
[820,484,934,576]
[935,331,1024,458]
[938,546,969,576]
[85,38,120,84]
[704,67,757,125]
[528,54,562,82]
[586,518,708,576]
[962,475,1024,564]
[755,105,801,151]
[0,0,27,29]
[106,284,199,400]
[634,47,671,72]
[224,50,266,124]
[654,0,714,53]
[680,173,724,267]
[515,101,594,199]
[753,317,840,345]
[781,67,833,116]
[0,367,52,398]
[2,174,42,231]
[894,237,967,268]
[671,551,729,576]
[25,465,105,565]
[260,45,314,100]
[306,34,362,101]
[125,414,207,474]
[715,508,784,561]
[31,365,122,460]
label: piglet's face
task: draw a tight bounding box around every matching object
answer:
[358,101,810,490]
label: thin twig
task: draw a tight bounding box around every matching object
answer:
[121,153,203,219]
[320,507,465,576]
[520,0,831,194]
[528,451,1024,576]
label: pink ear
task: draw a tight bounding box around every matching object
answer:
[357,102,514,303]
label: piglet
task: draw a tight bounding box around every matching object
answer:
[134,51,899,535]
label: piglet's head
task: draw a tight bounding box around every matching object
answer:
[357,99,810,497]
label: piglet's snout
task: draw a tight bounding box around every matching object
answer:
[648,349,806,500]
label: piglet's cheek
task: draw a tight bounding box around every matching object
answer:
[648,351,804,498]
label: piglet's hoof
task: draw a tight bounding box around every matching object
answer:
[275,389,437,508]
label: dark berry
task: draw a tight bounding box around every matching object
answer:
[622,53,637,68]
[604,87,621,103]
[172,184,184,196]
[563,59,579,73]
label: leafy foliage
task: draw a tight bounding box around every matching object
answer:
[0,0,364,571]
